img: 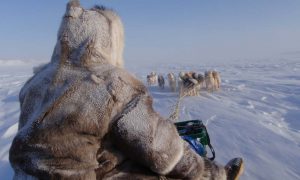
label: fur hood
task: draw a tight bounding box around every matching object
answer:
[51,0,124,68]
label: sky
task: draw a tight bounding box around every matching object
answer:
[0,0,300,66]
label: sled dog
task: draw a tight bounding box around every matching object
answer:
[179,72,200,97]
[147,72,157,86]
[167,73,177,92]
[212,71,221,90]
[205,71,215,91]
[158,74,165,89]
[177,72,185,91]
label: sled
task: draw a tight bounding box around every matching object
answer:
[175,120,215,160]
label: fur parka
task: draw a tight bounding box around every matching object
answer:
[9,1,226,179]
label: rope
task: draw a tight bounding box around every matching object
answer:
[168,83,200,121]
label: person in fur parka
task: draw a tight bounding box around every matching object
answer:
[9,1,242,179]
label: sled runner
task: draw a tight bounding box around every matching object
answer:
[175,120,215,160]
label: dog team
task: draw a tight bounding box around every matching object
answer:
[146,70,221,96]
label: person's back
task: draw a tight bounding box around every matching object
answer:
[10,1,243,179]
[10,62,147,179]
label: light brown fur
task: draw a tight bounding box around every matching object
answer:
[167,73,176,92]
[205,71,215,91]
[178,72,201,97]
[212,70,221,90]
[147,72,158,86]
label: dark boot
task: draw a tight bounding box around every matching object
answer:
[225,157,244,180]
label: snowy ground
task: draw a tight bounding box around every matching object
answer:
[0,59,299,179]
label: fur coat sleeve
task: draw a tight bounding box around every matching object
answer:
[110,88,226,179]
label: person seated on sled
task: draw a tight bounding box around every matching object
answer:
[9,1,244,179]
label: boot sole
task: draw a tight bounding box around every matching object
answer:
[233,159,244,180]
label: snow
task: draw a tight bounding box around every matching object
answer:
[1,58,300,179]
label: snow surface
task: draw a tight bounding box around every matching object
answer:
[0,59,299,179]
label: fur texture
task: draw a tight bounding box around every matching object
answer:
[52,0,124,68]
[157,74,165,89]
[205,71,215,91]
[167,73,176,92]
[147,72,158,86]
[177,72,184,92]
[178,72,201,97]
[196,73,205,89]
[212,70,221,90]
[10,1,226,179]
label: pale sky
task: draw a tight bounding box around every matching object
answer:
[0,0,299,65]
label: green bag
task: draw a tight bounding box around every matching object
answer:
[175,120,215,160]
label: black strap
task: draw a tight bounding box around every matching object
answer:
[201,124,216,161]
[208,144,216,161]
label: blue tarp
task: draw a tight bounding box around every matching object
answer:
[182,135,206,156]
